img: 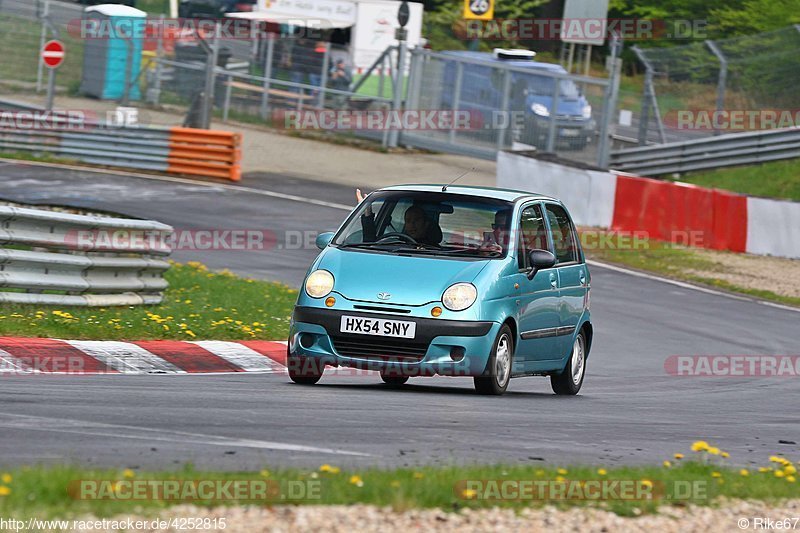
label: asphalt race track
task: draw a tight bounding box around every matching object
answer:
[0,161,798,470]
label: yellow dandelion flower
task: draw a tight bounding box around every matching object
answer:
[557,468,568,475]
[775,470,785,478]
[674,453,684,460]
[711,472,722,478]
[663,460,672,468]
[721,452,730,458]
[555,476,566,483]
[122,469,135,479]
[349,475,363,487]
[787,476,796,483]
[691,441,709,452]
[319,464,332,473]
[1,474,11,484]
[739,469,749,476]
[784,465,797,475]
[641,479,653,488]
[461,488,478,499]
[759,467,772,473]
[707,447,720,455]
[597,468,607,476]
[413,472,424,479]
[260,470,270,478]
[0,486,10,496]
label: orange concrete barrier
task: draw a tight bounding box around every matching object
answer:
[166,127,242,181]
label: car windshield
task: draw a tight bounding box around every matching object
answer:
[521,74,581,99]
[333,190,514,259]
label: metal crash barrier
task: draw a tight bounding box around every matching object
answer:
[0,206,173,306]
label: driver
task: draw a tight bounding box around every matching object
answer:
[355,189,441,245]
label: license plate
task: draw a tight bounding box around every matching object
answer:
[560,128,580,137]
[340,315,416,339]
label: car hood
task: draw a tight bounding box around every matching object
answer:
[318,247,491,306]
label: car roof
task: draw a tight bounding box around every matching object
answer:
[376,184,558,203]
[440,51,567,73]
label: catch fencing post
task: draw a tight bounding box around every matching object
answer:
[705,39,727,137]
[36,0,50,93]
[200,22,221,130]
[260,34,274,120]
[545,78,561,153]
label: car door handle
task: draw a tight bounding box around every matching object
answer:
[549,273,557,288]
[579,271,586,285]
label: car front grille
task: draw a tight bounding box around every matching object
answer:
[329,335,429,362]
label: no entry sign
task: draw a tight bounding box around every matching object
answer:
[42,40,66,69]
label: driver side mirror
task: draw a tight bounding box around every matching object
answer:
[527,249,556,280]
[315,232,335,250]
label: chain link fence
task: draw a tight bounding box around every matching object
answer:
[0,0,618,167]
[616,25,800,147]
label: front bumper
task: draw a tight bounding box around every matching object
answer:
[289,306,500,377]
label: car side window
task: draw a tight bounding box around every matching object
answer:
[544,204,578,264]
[517,204,547,269]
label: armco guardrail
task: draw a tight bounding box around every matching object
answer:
[0,206,173,306]
[609,127,800,176]
[0,100,242,181]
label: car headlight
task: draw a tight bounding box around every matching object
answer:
[531,103,550,117]
[442,283,477,311]
[305,269,334,298]
[582,104,592,119]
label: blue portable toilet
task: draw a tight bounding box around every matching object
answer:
[80,4,147,100]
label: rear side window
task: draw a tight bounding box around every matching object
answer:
[544,204,579,264]
[517,204,548,269]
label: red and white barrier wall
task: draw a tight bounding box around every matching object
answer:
[497,151,800,259]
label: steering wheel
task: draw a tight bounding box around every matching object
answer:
[375,232,418,245]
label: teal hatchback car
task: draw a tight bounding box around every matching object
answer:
[287,185,592,395]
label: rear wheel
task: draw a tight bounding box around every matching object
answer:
[551,330,586,395]
[287,348,324,385]
[474,325,513,395]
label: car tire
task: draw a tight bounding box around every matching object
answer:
[474,324,514,395]
[551,329,587,395]
[287,347,324,385]
[381,373,409,386]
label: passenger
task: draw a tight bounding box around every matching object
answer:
[480,209,511,254]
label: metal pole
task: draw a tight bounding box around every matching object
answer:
[37,0,50,93]
[706,39,727,137]
[566,42,575,73]
[121,36,134,106]
[597,34,622,168]
[545,78,561,153]
[317,42,330,109]
[378,56,385,98]
[46,68,56,111]
[633,46,652,146]
[223,74,233,121]
[496,69,511,149]
[449,62,463,145]
[152,14,165,105]
[260,34,274,120]
[388,39,407,148]
[201,23,221,129]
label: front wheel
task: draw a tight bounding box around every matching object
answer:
[551,330,587,395]
[381,373,409,386]
[287,349,324,385]
[474,325,514,395]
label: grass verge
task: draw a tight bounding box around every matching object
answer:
[0,452,796,519]
[0,262,297,340]
[581,231,800,308]
[678,159,800,202]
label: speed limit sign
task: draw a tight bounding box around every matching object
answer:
[463,0,494,20]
